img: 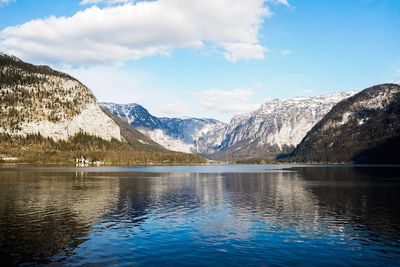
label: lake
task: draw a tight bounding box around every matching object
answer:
[0,165,400,266]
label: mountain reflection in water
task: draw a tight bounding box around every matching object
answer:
[0,166,399,266]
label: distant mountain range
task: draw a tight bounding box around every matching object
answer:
[2,52,399,164]
[101,102,226,153]
[286,83,400,163]
[102,92,355,159]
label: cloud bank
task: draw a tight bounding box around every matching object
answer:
[0,0,283,65]
[195,88,261,115]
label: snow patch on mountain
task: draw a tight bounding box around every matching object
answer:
[201,91,357,158]
[324,84,400,131]
[101,103,226,153]
[102,91,356,157]
[287,83,400,163]
[140,128,194,153]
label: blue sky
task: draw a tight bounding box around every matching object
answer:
[0,0,399,122]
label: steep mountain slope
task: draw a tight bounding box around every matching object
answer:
[101,107,165,151]
[101,102,226,153]
[0,53,122,141]
[202,92,356,160]
[0,53,206,164]
[287,83,400,163]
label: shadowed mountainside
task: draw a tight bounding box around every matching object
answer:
[286,83,400,163]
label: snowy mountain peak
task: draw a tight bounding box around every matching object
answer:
[200,91,357,159]
[101,103,226,153]
[288,83,400,163]
[102,90,355,158]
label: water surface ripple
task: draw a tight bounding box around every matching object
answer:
[0,165,399,266]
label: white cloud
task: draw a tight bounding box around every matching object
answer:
[62,65,153,103]
[222,42,266,62]
[281,49,292,56]
[157,102,190,117]
[61,65,203,118]
[271,0,290,6]
[0,0,14,5]
[0,0,289,65]
[194,88,261,115]
[57,65,264,121]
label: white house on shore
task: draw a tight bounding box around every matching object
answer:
[76,156,90,166]
[75,156,104,167]
[0,154,19,162]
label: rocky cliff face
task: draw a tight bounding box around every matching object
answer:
[287,83,400,163]
[201,92,356,160]
[0,53,122,141]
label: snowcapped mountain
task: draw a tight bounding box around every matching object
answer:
[101,103,226,153]
[0,53,123,141]
[287,83,400,163]
[102,91,355,158]
[200,92,357,159]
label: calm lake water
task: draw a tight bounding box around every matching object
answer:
[1,165,400,266]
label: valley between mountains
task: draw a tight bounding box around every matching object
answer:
[1,53,399,164]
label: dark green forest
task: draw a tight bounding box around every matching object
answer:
[0,132,206,165]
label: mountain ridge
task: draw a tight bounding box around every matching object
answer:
[6,52,391,164]
[286,83,400,163]
[0,52,122,141]
[101,102,226,153]
[102,91,356,160]
[0,53,206,164]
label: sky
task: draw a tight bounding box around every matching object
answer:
[0,0,399,122]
